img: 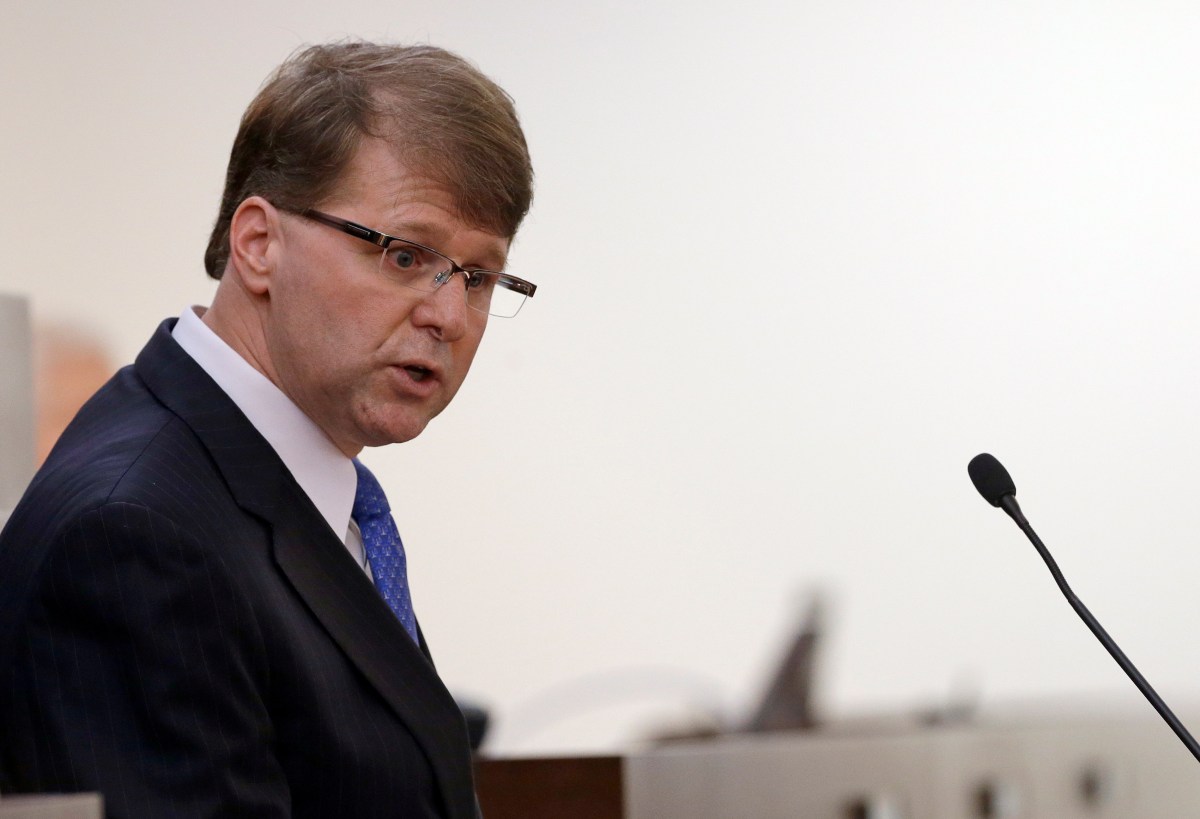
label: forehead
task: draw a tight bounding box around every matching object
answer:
[323,137,510,266]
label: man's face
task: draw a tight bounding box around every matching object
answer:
[261,137,509,455]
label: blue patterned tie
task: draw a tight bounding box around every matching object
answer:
[352,459,419,643]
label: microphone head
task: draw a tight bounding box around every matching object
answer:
[968,453,1016,507]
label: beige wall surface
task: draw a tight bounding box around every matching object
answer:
[5,1,1200,755]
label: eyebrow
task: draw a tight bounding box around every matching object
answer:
[386,219,450,246]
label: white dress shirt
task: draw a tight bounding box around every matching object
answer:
[172,306,369,573]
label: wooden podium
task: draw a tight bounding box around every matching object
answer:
[475,710,1200,818]
[0,795,102,819]
[476,755,625,819]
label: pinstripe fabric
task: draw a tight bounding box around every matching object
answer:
[0,320,479,819]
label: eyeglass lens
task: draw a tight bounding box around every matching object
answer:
[379,242,526,317]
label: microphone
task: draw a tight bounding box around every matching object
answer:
[967,453,1200,764]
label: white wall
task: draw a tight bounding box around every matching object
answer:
[5,1,1200,755]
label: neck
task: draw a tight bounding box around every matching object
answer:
[202,281,278,386]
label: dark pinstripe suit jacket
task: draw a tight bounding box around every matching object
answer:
[0,320,479,818]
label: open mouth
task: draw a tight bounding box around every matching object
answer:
[404,365,432,383]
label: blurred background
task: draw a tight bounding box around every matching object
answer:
[4,0,1200,757]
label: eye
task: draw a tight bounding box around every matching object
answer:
[386,245,420,270]
[464,270,495,291]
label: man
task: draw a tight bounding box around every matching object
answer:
[0,41,535,818]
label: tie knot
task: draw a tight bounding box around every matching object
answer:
[352,459,391,521]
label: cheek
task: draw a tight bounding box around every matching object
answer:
[271,295,373,392]
[280,274,385,356]
[453,324,487,373]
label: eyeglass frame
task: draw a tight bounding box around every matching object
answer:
[297,208,537,317]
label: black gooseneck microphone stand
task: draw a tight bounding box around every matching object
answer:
[968,453,1200,764]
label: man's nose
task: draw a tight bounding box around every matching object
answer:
[413,273,471,340]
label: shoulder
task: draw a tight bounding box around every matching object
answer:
[22,366,223,536]
[0,365,249,617]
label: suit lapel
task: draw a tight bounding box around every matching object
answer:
[135,319,477,819]
[270,510,476,817]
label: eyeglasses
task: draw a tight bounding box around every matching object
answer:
[300,209,536,318]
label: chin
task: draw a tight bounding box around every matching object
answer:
[357,412,434,448]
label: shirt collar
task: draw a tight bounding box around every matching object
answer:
[171,306,357,542]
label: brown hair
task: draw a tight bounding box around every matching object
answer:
[204,41,533,279]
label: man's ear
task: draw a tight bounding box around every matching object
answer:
[227,196,280,296]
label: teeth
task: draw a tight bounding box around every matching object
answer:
[405,366,429,382]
